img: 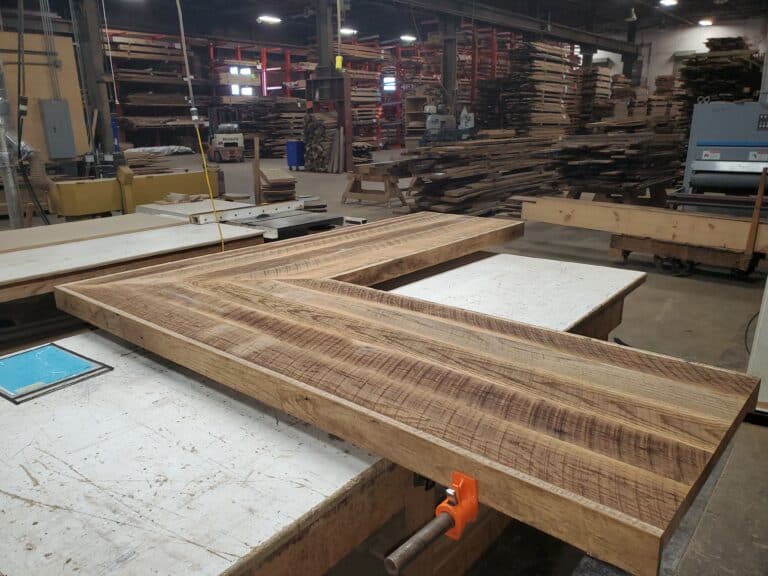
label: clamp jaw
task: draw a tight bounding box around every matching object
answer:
[435,471,479,540]
[384,471,479,575]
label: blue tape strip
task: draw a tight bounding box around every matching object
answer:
[0,345,99,397]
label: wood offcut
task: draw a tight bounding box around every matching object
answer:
[55,213,759,576]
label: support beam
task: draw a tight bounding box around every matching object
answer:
[387,0,638,55]
[441,16,458,113]
[316,0,334,72]
[73,0,113,153]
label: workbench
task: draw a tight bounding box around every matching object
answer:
[0,220,264,304]
[1,254,646,576]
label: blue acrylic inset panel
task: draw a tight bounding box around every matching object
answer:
[0,344,110,402]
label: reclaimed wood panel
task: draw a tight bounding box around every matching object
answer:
[521,196,768,253]
[54,213,759,576]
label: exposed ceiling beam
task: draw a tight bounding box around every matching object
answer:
[385,0,639,55]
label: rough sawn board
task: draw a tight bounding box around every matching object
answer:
[55,213,759,576]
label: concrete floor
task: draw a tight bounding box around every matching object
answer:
[5,153,767,574]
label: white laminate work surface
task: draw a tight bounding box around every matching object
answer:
[0,223,263,286]
[0,214,184,254]
[391,254,646,331]
[0,331,376,576]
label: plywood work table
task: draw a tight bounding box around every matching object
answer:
[3,245,646,576]
[0,222,264,303]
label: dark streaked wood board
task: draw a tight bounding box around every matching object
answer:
[54,213,759,576]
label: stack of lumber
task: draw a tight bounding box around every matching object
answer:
[678,36,763,125]
[260,168,296,203]
[123,151,172,174]
[648,74,686,130]
[352,142,374,164]
[502,40,575,137]
[551,131,684,200]
[120,116,206,129]
[123,92,211,108]
[56,212,758,576]
[233,97,306,157]
[404,132,558,214]
[575,65,612,131]
[345,56,384,148]
[336,43,390,62]
[304,112,342,173]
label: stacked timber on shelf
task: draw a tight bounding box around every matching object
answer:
[500,40,575,137]
[304,112,342,173]
[404,94,429,148]
[405,131,558,214]
[648,74,686,130]
[233,97,306,158]
[213,60,262,105]
[56,213,759,576]
[105,31,210,146]
[551,131,684,203]
[575,65,612,132]
[678,36,763,126]
[338,42,389,149]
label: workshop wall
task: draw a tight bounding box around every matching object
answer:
[0,31,89,160]
[638,17,768,86]
[593,16,767,88]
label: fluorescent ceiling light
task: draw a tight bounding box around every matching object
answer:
[659,0,677,6]
[698,18,713,26]
[400,34,417,42]
[340,27,358,36]
[257,15,281,24]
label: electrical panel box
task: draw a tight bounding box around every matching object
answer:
[39,99,77,159]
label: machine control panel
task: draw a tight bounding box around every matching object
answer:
[759,114,768,131]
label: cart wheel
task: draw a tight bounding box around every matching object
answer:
[654,255,690,276]
[621,250,631,265]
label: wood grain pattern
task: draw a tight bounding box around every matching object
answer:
[54,213,758,576]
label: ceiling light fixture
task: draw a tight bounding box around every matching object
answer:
[257,15,282,24]
[698,18,713,26]
[659,0,677,6]
[340,27,358,36]
[400,34,417,42]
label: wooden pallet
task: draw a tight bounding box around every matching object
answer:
[56,213,758,576]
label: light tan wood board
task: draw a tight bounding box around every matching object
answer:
[55,213,759,576]
[0,214,184,254]
[0,32,90,160]
[521,197,768,253]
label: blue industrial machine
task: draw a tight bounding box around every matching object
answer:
[683,58,768,194]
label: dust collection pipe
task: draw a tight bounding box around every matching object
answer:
[0,63,23,229]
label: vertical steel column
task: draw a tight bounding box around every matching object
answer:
[284,50,292,97]
[316,0,334,72]
[441,15,458,113]
[470,24,478,104]
[490,28,497,79]
[261,47,268,96]
[75,0,113,152]
[0,63,23,228]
